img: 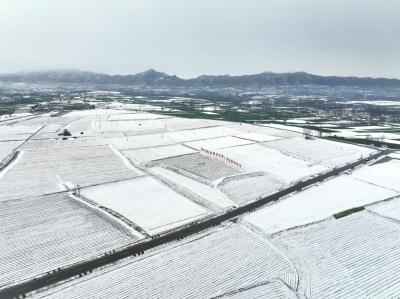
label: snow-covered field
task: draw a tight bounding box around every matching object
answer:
[123,144,197,163]
[0,140,23,162]
[352,158,400,192]
[154,153,241,181]
[218,144,327,184]
[218,173,285,205]
[184,136,253,150]
[108,113,171,121]
[31,225,298,299]
[368,197,400,220]
[246,176,398,234]
[0,193,138,290]
[0,145,140,201]
[234,132,282,142]
[220,280,297,299]
[150,166,236,211]
[272,212,400,298]
[2,107,392,297]
[81,176,211,235]
[264,137,375,168]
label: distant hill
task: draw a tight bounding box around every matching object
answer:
[1,69,400,89]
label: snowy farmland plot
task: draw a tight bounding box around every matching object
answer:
[122,144,197,164]
[0,193,138,290]
[368,196,400,220]
[245,175,398,234]
[219,280,297,299]
[351,158,400,192]
[153,153,241,181]
[272,212,400,298]
[80,176,212,235]
[108,113,171,121]
[264,137,376,168]
[0,140,23,162]
[31,224,298,299]
[218,173,285,205]
[218,143,327,184]
[184,136,254,151]
[149,166,237,211]
[0,145,141,201]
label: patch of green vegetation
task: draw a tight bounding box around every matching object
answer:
[0,108,15,116]
[333,206,365,219]
[327,136,400,149]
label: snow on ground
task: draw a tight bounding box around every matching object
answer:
[218,173,285,205]
[80,176,211,235]
[261,123,305,134]
[108,113,171,121]
[220,280,297,299]
[31,225,297,299]
[150,167,236,211]
[0,125,42,135]
[0,193,138,290]
[184,136,253,151]
[95,119,167,133]
[122,144,197,163]
[0,145,140,201]
[218,144,327,184]
[351,159,400,192]
[20,137,107,150]
[231,123,301,139]
[389,152,400,159]
[264,137,375,168]
[153,153,241,181]
[234,132,282,142]
[272,212,400,298]
[368,197,400,221]
[166,126,242,143]
[245,176,398,234]
[0,140,23,162]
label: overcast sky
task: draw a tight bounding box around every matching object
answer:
[1,0,399,78]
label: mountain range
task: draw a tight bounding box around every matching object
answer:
[1,69,400,89]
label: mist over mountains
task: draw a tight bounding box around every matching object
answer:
[1,69,400,89]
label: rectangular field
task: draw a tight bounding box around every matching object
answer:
[0,193,138,290]
[218,144,327,184]
[154,153,241,181]
[218,173,285,205]
[31,225,298,298]
[246,175,398,234]
[80,176,211,235]
[352,158,400,192]
[263,137,375,168]
[122,144,197,164]
[184,136,254,151]
[150,167,236,211]
[0,145,141,201]
[273,212,400,298]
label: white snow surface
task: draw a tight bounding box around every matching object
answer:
[31,225,297,299]
[150,166,236,210]
[246,176,398,234]
[184,136,254,150]
[81,176,211,235]
[272,212,400,298]
[123,144,197,163]
[264,137,375,168]
[0,193,137,290]
[219,144,327,184]
[351,159,400,192]
[234,132,282,142]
